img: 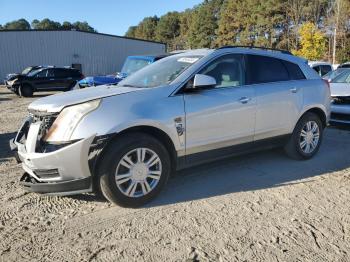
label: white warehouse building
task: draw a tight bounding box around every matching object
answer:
[0,30,166,79]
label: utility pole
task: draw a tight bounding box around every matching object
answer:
[332,0,340,65]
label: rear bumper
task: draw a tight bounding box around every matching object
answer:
[11,117,96,195]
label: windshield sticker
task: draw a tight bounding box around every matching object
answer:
[177,57,199,64]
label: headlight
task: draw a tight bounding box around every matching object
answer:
[44,99,101,142]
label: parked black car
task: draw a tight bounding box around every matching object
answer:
[6,67,84,97]
[4,65,46,86]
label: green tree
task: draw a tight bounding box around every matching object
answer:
[125,26,137,38]
[72,21,96,32]
[292,22,326,60]
[134,16,159,40]
[62,21,73,30]
[3,19,30,30]
[216,1,252,46]
[31,18,61,30]
[188,0,222,48]
[155,12,180,48]
[172,9,194,49]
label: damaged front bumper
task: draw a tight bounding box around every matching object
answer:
[10,117,96,196]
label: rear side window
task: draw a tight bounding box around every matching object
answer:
[283,61,306,80]
[54,69,72,78]
[246,55,289,84]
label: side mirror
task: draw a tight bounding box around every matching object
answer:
[191,74,217,89]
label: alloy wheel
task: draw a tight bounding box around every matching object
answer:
[299,120,320,154]
[115,148,162,198]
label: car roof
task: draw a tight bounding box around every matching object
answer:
[127,53,172,60]
[174,47,307,65]
[308,61,332,67]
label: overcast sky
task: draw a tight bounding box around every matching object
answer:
[0,0,203,35]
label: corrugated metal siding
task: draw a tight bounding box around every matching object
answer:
[0,31,165,79]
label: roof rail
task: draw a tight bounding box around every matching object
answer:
[218,45,292,55]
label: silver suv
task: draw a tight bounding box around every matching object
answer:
[11,47,331,207]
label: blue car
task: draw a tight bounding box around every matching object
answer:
[79,54,170,87]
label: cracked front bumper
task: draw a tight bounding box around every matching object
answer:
[11,118,96,195]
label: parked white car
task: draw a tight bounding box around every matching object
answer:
[309,61,333,77]
[330,70,350,124]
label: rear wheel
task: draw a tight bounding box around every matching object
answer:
[98,133,171,207]
[19,84,33,97]
[284,112,323,160]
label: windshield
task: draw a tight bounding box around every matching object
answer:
[332,70,350,83]
[27,69,42,77]
[118,55,202,88]
[121,57,153,75]
[323,68,348,80]
[21,67,33,75]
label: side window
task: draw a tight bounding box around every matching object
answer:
[47,69,55,78]
[321,65,332,76]
[246,55,289,84]
[54,69,68,78]
[312,66,321,75]
[199,54,245,88]
[283,61,306,80]
[35,69,48,78]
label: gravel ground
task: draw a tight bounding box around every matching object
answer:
[0,86,350,262]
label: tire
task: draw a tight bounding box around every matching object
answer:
[98,132,171,207]
[284,112,323,160]
[19,84,33,97]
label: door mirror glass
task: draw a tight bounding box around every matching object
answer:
[191,74,216,89]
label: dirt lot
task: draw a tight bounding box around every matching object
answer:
[0,86,350,262]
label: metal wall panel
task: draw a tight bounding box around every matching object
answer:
[0,30,166,80]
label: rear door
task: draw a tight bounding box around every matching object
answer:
[245,55,304,140]
[52,69,74,90]
[184,54,256,159]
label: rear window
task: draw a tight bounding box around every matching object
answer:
[246,55,289,84]
[283,61,306,80]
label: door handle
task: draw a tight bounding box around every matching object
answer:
[290,87,298,93]
[239,97,251,104]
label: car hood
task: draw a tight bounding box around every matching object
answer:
[330,83,350,97]
[28,85,142,113]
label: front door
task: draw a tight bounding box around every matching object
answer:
[184,54,256,160]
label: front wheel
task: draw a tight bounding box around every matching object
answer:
[284,112,323,160]
[19,84,33,97]
[98,133,171,207]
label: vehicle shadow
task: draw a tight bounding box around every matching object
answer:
[0,132,17,163]
[0,97,11,102]
[66,128,350,207]
[147,128,350,207]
